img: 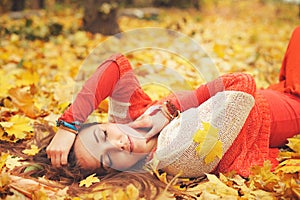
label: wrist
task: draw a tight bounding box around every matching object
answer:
[161,100,180,121]
[56,119,81,135]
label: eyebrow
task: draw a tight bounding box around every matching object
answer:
[107,153,112,167]
[100,154,112,170]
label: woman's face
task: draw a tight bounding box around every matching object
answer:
[74,123,157,171]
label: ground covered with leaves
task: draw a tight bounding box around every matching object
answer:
[0,0,300,199]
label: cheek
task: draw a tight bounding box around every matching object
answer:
[110,152,145,170]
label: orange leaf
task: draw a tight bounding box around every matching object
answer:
[8,86,40,119]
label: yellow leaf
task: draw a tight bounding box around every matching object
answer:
[204,140,223,164]
[278,151,300,161]
[275,159,300,174]
[79,173,100,187]
[213,43,226,58]
[287,134,300,153]
[0,153,8,171]
[205,173,238,196]
[0,172,10,188]
[113,188,127,200]
[126,184,139,200]
[193,122,223,164]
[15,71,39,86]
[250,189,274,199]
[2,115,33,142]
[22,144,40,156]
[32,187,49,200]
[291,178,300,199]
[0,70,14,97]
[249,161,279,191]
[5,155,22,170]
[72,31,89,46]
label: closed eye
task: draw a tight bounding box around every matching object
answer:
[101,130,112,168]
[105,153,112,168]
[103,130,107,141]
[101,153,112,169]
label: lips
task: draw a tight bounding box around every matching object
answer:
[127,135,134,153]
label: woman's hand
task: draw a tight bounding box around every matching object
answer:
[128,110,169,141]
[46,128,76,167]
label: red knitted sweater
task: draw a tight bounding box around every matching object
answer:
[167,73,279,177]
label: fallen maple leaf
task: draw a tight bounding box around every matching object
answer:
[193,121,223,164]
[126,184,139,200]
[0,70,14,98]
[22,144,39,156]
[249,161,280,192]
[206,173,238,196]
[8,86,40,119]
[32,187,49,200]
[0,172,10,197]
[275,159,300,174]
[286,134,300,153]
[250,189,275,199]
[15,71,39,87]
[0,153,8,172]
[291,178,300,199]
[5,155,22,170]
[0,115,33,142]
[79,174,100,188]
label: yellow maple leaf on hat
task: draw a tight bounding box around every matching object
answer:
[193,121,223,164]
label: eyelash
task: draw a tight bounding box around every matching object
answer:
[103,130,107,141]
[102,130,112,167]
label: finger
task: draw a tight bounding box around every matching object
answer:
[61,152,68,166]
[46,147,50,159]
[53,152,61,168]
[129,119,151,128]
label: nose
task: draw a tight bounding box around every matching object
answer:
[109,136,128,151]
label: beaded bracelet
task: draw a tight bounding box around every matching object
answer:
[162,100,180,121]
[56,120,81,135]
[57,125,78,134]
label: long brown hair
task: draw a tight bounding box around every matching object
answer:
[0,122,172,199]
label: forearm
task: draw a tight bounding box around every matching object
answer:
[59,60,120,123]
[161,73,256,112]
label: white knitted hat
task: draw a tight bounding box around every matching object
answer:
[151,91,255,177]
